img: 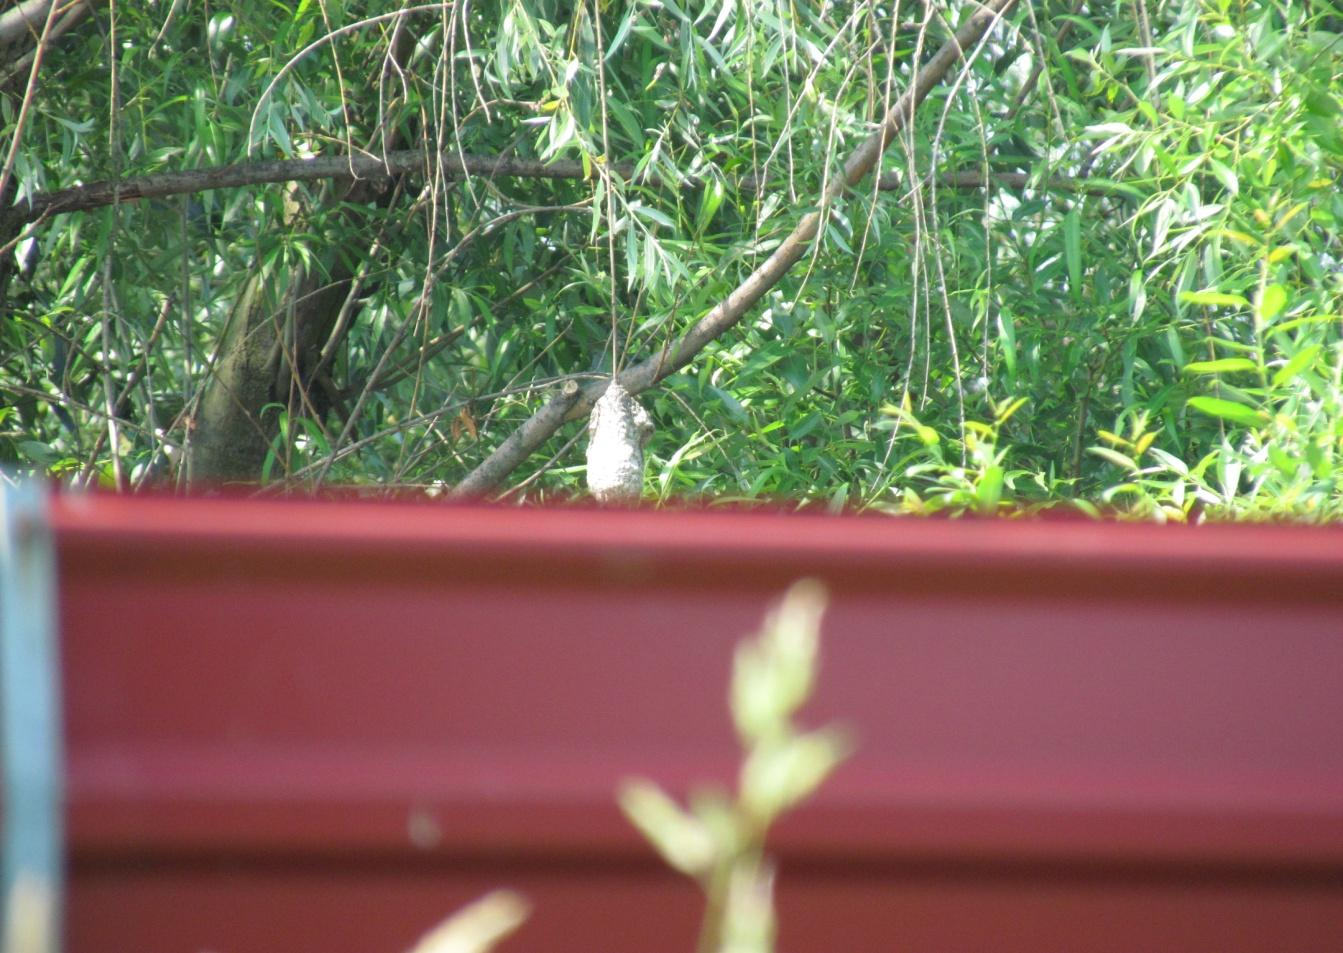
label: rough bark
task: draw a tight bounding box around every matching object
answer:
[182,18,422,486]
[0,0,55,48]
[184,274,276,483]
[183,223,370,484]
[3,153,612,231]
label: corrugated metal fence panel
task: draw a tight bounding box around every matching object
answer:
[51,495,1343,952]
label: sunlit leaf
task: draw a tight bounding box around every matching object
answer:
[1181,358,1257,374]
[1256,283,1288,323]
[1186,397,1270,427]
[1179,290,1250,308]
[1271,344,1322,388]
[1088,446,1139,471]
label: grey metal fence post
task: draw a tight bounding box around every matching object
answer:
[1,480,62,953]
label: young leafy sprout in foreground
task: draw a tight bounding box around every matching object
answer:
[405,583,846,953]
[405,889,530,953]
[620,581,853,953]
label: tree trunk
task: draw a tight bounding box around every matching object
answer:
[183,181,387,485]
[184,271,275,483]
[182,11,423,488]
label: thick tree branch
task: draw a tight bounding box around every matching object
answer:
[0,0,89,88]
[936,170,1137,197]
[0,0,55,46]
[4,142,1125,239]
[2,152,616,229]
[450,0,1020,499]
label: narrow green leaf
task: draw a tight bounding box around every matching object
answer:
[1271,315,1341,335]
[633,204,676,229]
[1267,444,1299,478]
[1181,358,1257,374]
[1256,283,1288,324]
[1064,209,1082,305]
[975,464,1005,513]
[1164,327,1186,368]
[267,106,292,156]
[1129,270,1147,321]
[1186,396,1269,427]
[1179,290,1249,308]
[1208,159,1239,195]
[1087,446,1139,472]
[994,396,1028,423]
[697,177,724,232]
[997,311,1017,384]
[604,9,638,62]
[1271,344,1322,387]
[711,386,748,422]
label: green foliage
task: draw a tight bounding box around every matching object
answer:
[2,1,1341,518]
[1099,270,1343,520]
[876,393,1061,515]
[620,580,849,953]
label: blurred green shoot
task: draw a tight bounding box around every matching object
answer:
[405,890,530,953]
[619,581,852,953]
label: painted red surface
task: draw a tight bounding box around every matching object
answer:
[51,495,1343,952]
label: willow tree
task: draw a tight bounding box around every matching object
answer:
[3,1,1341,517]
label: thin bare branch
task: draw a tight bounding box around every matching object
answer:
[0,0,61,210]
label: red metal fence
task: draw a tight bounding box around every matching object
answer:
[48,495,1343,952]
